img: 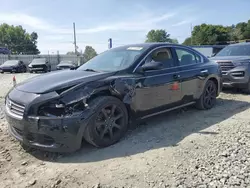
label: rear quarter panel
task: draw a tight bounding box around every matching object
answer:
[194,61,222,99]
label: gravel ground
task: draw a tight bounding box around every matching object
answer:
[1,73,250,188]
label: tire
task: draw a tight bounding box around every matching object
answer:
[44,67,48,73]
[196,80,217,110]
[243,81,250,94]
[83,96,128,148]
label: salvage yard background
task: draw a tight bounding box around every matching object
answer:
[0,54,85,71]
[1,73,250,188]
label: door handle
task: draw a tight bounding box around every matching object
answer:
[200,69,208,74]
[173,74,181,79]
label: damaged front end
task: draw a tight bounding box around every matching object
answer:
[38,97,88,118]
[36,84,95,119]
[6,83,101,152]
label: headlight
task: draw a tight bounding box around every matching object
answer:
[233,60,250,66]
[28,64,32,68]
[38,99,85,117]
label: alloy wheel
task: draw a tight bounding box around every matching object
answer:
[94,104,125,141]
[203,82,217,108]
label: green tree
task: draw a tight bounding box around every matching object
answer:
[0,23,40,54]
[83,46,97,61]
[182,37,192,45]
[145,29,173,43]
[191,24,231,45]
[236,22,247,39]
[171,38,179,44]
[243,20,250,39]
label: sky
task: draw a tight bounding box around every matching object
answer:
[0,0,250,54]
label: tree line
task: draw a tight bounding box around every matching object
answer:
[183,19,250,45]
[1,19,250,57]
[0,23,39,54]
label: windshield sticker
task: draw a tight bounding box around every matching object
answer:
[127,47,143,51]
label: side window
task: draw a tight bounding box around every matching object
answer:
[145,47,175,69]
[175,48,198,66]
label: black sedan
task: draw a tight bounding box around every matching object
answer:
[5,43,222,152]
[0,60,27,73]
[56,61,77,70]
[28,58,51,73]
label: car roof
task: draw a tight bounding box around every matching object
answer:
[112,42,207,59]
[115,42,190,49]
[228,42,250,47]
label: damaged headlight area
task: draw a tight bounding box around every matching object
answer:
[38,99,87,117]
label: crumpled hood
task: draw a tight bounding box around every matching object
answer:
[210,56,250,62]
[16,70,115,94]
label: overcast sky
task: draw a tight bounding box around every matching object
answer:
[0,0,249,54]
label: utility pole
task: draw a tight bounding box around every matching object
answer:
[108,38,112,49]
[73,22,77,54]
[190,23,193,45]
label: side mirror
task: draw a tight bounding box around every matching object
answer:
[211,53,216,57]
[137,61,163,72]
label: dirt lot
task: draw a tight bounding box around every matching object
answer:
[1,73,250,188]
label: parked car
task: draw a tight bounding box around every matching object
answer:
[210,42,250,93]
[5,43,221,152]
[0,47,11,54]
[0,60,27,73]
[56,60,77,70]
[28,58,51,73]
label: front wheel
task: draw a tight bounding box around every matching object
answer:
[243,81,250,94]
[196,80,217,110]
[84,96,128,148]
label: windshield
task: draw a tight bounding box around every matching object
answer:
[3,60,18,65]
[78,46,146,72]
[59,61,73,65]
[216,44,250,56]
[31,58,46,64]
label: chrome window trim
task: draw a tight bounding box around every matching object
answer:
[132,45,205,73]
[133,65,215,79]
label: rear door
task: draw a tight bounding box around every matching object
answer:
[172,47,208,103]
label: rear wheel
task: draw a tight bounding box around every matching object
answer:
[196,80,217,110]
[84,96,128,148]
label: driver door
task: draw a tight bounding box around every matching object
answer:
[133,47,182,117]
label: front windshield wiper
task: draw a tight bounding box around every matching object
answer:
[83,68,99,72]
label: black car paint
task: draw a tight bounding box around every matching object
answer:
[0,60,27,73]
[5,43,221,152]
